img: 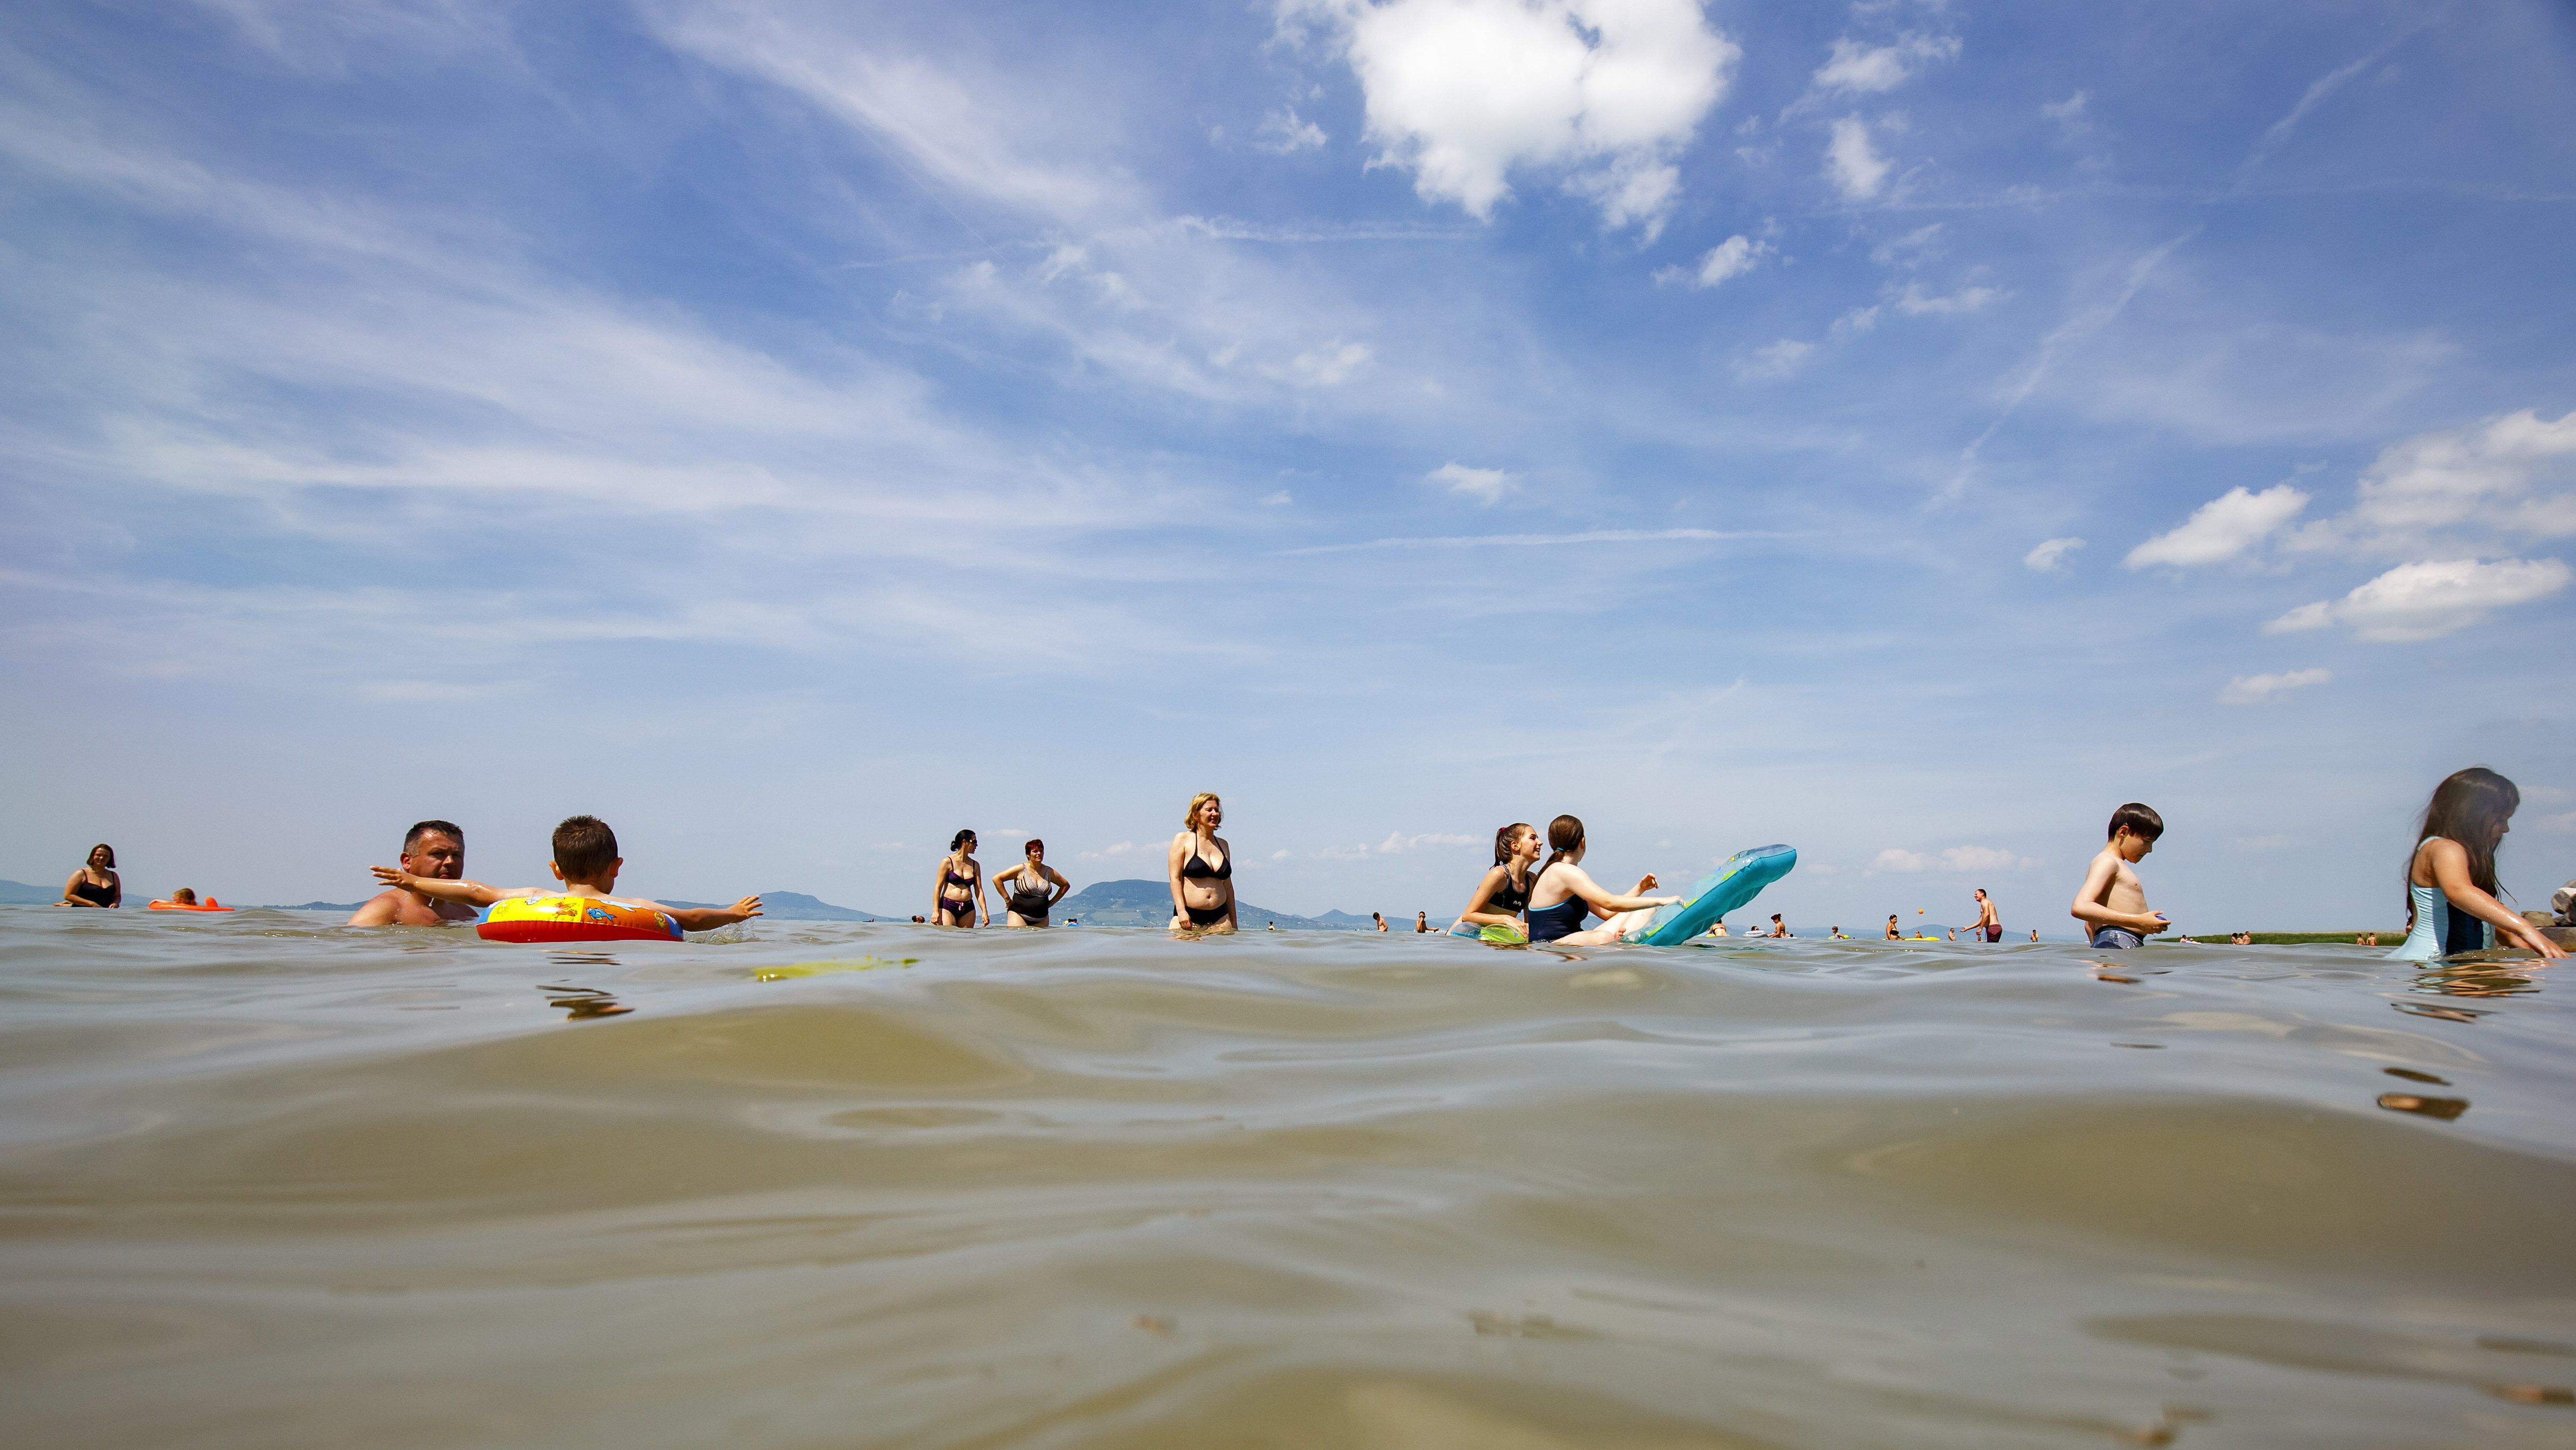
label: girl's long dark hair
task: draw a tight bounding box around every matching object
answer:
[951,828,976,853]
[2406,767,2519,921]
[1494,822,1534,866]
[1540,814,1585,877]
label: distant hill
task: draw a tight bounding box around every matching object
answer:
[664,890,891,921]
[1055,878,1358,930]
[0,879,64,905]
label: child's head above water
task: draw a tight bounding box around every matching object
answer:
[551,815,621,889]
[172,887,196,905]
[2106,803,2164,859]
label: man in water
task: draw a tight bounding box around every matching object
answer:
[347,820,475,926]
[1968,888,2002,942]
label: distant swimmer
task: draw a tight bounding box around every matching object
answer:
[348,822,474,926]
[372,814,760,933]
[1521,815,1680,946]
[933,830,987,928]
[1969,888,2002,942]
[1885,915,1900,940]
[59,843,121,908]
[2390,768,2564,961]
[1415,911,1429,933]
[1709,918,1728,938]
[2070,803,2169,950]
[2028,929,2039,942]
[1167,792,1237,934]
[1770,913,1793,938]
[1831,926,1848,939]
[1371,912,1387,933]
[994,838,1068,927]
[1450,823,1540,937]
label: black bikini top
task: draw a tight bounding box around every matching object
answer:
[1488,867,1532,915]
[1181,842,1232,881]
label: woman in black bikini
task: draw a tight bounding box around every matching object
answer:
[930,830,986,928]
[1166,793,1236,934]
[993,839,1069,927]
[1449,822,1540,937]
[59,843,121,908]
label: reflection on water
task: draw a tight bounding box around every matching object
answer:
[539,983,632,1020]
[2,909,2573,1449]
[2410,961,2545,999]
[2375,1091,2470,1121]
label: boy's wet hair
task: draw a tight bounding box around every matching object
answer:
[404,819,463,851]
[172,887,196,904]
[2107,803,2164,841]
[552,815,619,879]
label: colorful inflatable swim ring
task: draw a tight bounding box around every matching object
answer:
[148,899,231,912]
[478,895,683,944]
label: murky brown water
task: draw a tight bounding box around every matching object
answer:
[4,907,2572,1448]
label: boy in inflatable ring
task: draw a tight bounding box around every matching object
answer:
[371,814,759,934]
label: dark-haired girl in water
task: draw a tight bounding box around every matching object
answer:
[1167,792,1236,934]
[931,830,987,928]
[1523,815,1679,946]
[1449,822,1540,938]
[2391,767,2564,962]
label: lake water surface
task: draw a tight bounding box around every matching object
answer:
[4,907,2572,1448]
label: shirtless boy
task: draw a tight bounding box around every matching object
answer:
[370,815,760,933]
[2070,804,2169,949]
[348,820,477,926]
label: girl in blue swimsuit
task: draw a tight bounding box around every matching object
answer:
[2389,768,2564,963]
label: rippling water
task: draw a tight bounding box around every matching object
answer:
[4,906,2573,1449]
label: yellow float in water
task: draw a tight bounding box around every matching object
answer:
[478,896,682,944]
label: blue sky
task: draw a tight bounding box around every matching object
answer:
[3,0,2572,930]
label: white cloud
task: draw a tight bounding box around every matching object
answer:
[1872,845,2035,875]
[1376,830,1477,853]
[2041,91,2088,121]
[2219,667,2330,705]
[1285,0,1738,234]
[1824,115,1890,200]
[1262,490,1294,506]
[1255,106,1331,153]
[2024,537,2084,573]
[2265,557,2570,642]
[1869,221,1942,267]
[1812,33,1960,95]
[2125,483,2311,568]
[1893,282,2002,316]
[1657,233,1771,289]
[2287,409,2576,556]
[1076,841,1147,860]
[1427,461,1514,503]
[1287,340,1374,386]
[1736,339,1815,380]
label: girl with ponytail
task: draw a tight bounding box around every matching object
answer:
[1522,814,1681,945]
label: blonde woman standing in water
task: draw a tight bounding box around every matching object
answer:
[1167,793,1236,933]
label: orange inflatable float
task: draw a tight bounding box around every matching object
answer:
[477,895,683,944]
[148,899,231,912]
